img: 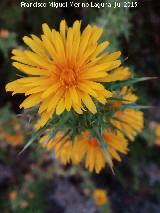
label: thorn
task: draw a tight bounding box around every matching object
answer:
[18,148,25,156]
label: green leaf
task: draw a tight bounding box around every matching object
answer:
[121,104,152,110]
[109,77,158,90]
[57,112,71,126]
[94,127,114,173]
[19,126,46,155]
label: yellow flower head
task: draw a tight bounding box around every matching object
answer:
[40,129,128,173]
[111,109,144,141]
[155,124,160,138]
[9,191,17,201]
[108,86,138,108]
[109,87,144,141]
[93,189,108,206]
[72,130,128,173]
[119,86,138,103]
[0,119,24,146]
[6,20,122,129]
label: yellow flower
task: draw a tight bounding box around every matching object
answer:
[109,86,138,107]
[9,191,17,201]
[155,124,160,138]
[118,86,138,103]
[101,66,132,83]
[0,131,24,146]
[6,20,122,129]
[111,109,144,141]
[0,119,24,146]
[20,200,29,209]
[0,29,9,38]
[40,131,73,164]
[93,189,108,206]
[151,123,160,146]
[40,129,128,173]
[108,87,144,141]
[106,86,138,112]
[28,191,35,199]
[72,130,128,173]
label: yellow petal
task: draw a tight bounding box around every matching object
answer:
[52,31,65,61]
[25,50,52,69]
[38,96,52,114]
[90,26,103,43]
[6,80,28,94]
[47,89,64,112]
[80,93,97,114]
[80,71,108,80]
[25,85,48,95]
[56,98,65,115]
[34,111,52,130]
[12,62,51,76]
[65,90,72,111]
[20,93,42,109]
[81,80,105,91]
[69,86,79,104]
[78,82,97,98]
[23,36,47,57]
[41,83,60,99]
[12,49,37,66]
[72,104,83,114]
[41,34,57,61]
[79,25,92,56]
[66,28,73,60]
[42,23,52,40]
[60,19,67,42]
[91,41,109,58]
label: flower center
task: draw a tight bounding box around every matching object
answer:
[59,67,78,87]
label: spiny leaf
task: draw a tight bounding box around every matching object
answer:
[94,127,114,173]
[42,128,60,145]
[109,77,158,90]
[121,104,152,110]
[57,112,71,126]
[19,126,46,155]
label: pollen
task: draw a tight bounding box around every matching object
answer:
[59,67,79,87]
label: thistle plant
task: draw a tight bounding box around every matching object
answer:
[6,20,147,173]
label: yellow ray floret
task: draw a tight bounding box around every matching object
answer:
[6,20,124,129]
[40,131,73,164]
[119,86,138,103]
[108,86,144,141]
[111,109,144,141]
[71,130,128,173]
[99,66,132,82]
[40,129,128,173]
[106,86,138,111]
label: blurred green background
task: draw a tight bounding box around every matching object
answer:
[0,0,160,212]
